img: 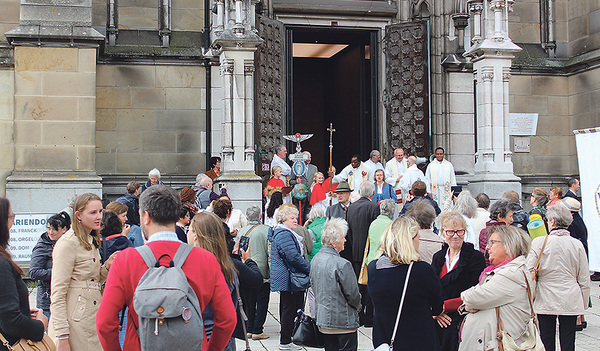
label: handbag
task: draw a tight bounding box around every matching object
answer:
[373,262,413,351]
[530,234,549,282]
[292,311,325,348]
[358,238,369,285]
[290,270,310,292]
[496,271,545,351]
[0,332,56,351]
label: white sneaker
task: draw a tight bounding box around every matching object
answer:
[279,343,302,350]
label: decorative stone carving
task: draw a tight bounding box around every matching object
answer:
[385,21,429,158]
[254,15,285,175]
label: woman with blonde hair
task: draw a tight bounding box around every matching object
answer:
[50,193,114,351]
[367,217,443,350]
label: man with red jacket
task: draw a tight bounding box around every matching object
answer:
[97,185,236,351]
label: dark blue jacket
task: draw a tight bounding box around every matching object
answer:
[269,226,310,292]
[115,193,140,226]
[99,235,133,264]
[29,232,55,310]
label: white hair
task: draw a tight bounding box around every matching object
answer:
[321,217,348,247]
[370,150,380,159]
[148,168,161,178]
[307,206,325,222]
[199,176,212,188]
[195,173,206,184]
[246,206,261,222]
[359,181,375,198]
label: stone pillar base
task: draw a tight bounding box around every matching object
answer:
[468,174,522,202]
[6,171,102,214]
[214,171,262,216]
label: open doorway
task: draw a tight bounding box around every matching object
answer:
[287,28,379,174]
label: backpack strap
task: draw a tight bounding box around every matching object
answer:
[172,243,193,268]
[136,245,157,269]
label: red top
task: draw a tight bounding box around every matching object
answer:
[310,178,338,205]
[96,241,237,351]
[439,264,463,312]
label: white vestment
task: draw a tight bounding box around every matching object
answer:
[397,164,429,196]
[425,159,457,208]
[332,162,374,196]
[364,159,384,173]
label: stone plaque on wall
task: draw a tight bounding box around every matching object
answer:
[385,21,430,158]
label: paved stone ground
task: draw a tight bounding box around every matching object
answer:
[237,283,600,351]
[27,279,600,350]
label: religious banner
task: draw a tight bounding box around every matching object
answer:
[574,127,600,271]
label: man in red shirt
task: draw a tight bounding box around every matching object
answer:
[97,185,236,351]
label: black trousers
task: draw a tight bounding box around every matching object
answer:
[322,331,358,351]
[279,290,305,344]
[537,314,577,351]
[352,261,373,327]
[245,282,271,334]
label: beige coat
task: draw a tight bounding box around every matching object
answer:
[459,256,532,351]
[526,229,590,315]
[49,229,107,350]
[418,229,445,264]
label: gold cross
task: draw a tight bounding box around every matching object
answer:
[327,123,336,145]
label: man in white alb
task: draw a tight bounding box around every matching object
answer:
[425,147,457,208]
[384,148,408,208]
[364,150,384,173]
[397,156,428,197]
[271,144,292,203]
[328,155,374,200]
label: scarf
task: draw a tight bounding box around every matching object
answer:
[429,160,452,203]
[348,163,369,191]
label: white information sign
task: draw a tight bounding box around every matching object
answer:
[8,213,51,263]
[509,113,538,135]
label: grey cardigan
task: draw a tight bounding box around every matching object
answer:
[310,246,361,330]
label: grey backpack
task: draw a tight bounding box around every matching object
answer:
[133,244,203,350]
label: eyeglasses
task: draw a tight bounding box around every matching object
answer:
[443,229,465,237]
[8,213,15,220]
[487,239,503,248]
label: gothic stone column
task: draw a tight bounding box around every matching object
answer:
[465,0,522,200]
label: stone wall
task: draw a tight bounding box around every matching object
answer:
[0,68,14,195]
[14,47,97,171]
[508,0,540,44]
[510,67,600,178]
[446,72,475,176]
[91,0,205,31]
[510,74,572,176]
[567,0,600,57]
[0,0,19,43]
[95,64,207,176]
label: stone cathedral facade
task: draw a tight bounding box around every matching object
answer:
[0,0,598,214]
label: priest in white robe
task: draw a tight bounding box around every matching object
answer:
[364,149,384,172]
[397,156,429,196]
[329,155,374,199]
[384,148,408,207]
[425,147,457,208]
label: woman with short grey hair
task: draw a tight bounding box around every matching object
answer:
[305,205,326,262]
[141,168,163,192]
[446,191,479,250]
[379,199,396,219]
[527,204,589,351]
[405,198,444,264]
[310,217,361,351]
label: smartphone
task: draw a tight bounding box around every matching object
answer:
[451,185,462,197]
[239,236,250,252]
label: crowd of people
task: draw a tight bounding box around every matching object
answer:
[0,149,593,351]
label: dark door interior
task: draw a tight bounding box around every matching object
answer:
[287,28,378,175]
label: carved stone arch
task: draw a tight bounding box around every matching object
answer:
[413,0,431,18]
